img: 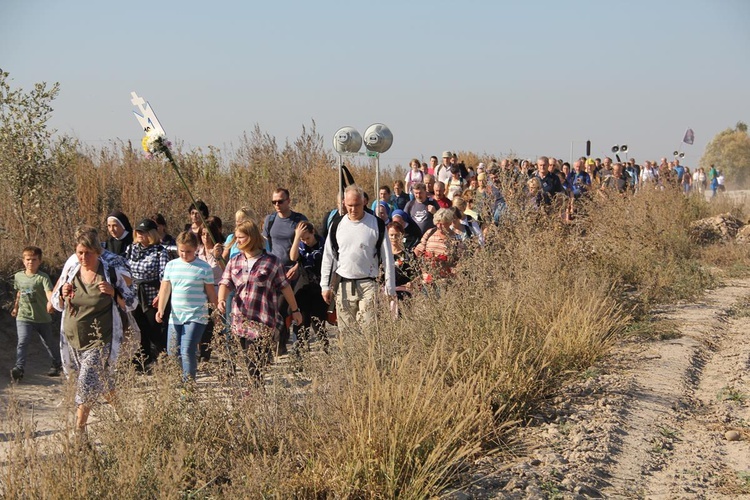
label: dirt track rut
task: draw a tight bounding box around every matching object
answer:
[448,278,750,499]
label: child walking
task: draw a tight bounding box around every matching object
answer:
[156,231,217,381]
[11,246,63,381]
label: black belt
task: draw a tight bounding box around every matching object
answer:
[338,276,375,283]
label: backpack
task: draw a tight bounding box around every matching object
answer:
[328,213,386,264]
[436,165,447,180]
[265,212,305,252]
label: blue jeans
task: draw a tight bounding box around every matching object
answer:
[15,320,62,370]
[167,322,206,380]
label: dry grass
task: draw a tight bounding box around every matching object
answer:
[1,128,745,497]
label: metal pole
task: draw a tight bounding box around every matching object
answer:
[375,154,380,206]
[338,154,344,215]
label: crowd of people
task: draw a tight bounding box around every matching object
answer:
[9,149,720,432]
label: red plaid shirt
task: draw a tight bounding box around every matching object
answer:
[219,252,289,339]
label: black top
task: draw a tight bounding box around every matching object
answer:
[104,232,133,257]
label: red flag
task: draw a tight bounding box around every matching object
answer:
[683,128,695,145]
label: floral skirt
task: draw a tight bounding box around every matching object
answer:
[67,343,113,406]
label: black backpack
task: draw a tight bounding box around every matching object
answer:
[328,213,386,264]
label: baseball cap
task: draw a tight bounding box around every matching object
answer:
[135,218,158,232]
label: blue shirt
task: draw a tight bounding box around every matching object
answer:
[565,171,591,197]
[674,165,685,183]
[163,258,213,325]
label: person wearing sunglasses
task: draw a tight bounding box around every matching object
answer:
[262,188,308,356]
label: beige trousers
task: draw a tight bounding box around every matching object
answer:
[336,279,378,335]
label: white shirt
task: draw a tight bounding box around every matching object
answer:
[436,164,452,185]
[320,212,395,296]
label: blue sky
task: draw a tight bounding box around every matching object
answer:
[1,0,749,167]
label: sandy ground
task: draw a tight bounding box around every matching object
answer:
[448,277,750,499]
[2,277,749,498]
[0,314,69,455]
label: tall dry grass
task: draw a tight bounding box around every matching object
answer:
[0,122,402,279]
[1,125,747,497]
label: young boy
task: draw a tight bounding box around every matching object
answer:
[11,246,63,381]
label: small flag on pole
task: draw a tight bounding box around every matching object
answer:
[682,128,695,145]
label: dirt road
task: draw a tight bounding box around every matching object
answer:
[450,278,750,499]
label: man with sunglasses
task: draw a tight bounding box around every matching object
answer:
[262,188,308,356]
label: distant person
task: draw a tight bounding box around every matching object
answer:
[404,158,425,195]
[427,155,439,176]
[716,171,726,193]
[565,160,592,199]
[598,157,614,183]
[601,163,630,195]
[435,151,453,185]
[370,185,395,212]
[681,167,693,194]
[709,164,719,197]
[196,216,224,361]
[151,213,176,247]
[424,174,436,197]
[673,159,685,184]
[10,246,62,381]
[222,206,258,262]
[391,209,423,251]
[433,181,452,209]
[413,208,466,285]
[640,160,658,186]
[186,200,209,236]
[404,182,439,234]
[391,180,410,210]
[446,166,467,200]
[535,156,564,204]
[386,221,416,300]
[693,167,707,195]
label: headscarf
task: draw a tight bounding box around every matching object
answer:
[377,201,392,224]
[391,209,412,228]
[106,210,133,234]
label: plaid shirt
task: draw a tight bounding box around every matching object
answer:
[125,243,170,305]
[219,252,289,339]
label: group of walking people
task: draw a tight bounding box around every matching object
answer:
[10,148,725,433]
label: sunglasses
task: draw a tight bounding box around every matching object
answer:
[271,199,287,205]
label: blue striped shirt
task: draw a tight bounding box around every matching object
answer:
[163,258,213,325]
